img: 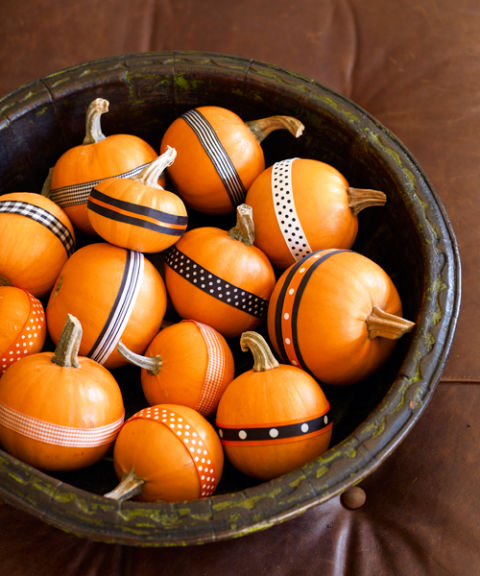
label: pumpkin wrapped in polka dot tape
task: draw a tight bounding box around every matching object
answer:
[0,286,46,375]
[47,98,160,235]
[164,204,276,338]
[117,319,235,416]
[0,192,75,297]
[160,105,304,215]
[245,158,387,270]
[267,249,415,386]
[105,404,224,502]
[216,331,332,480]
[46,242,167,369]
[0,314,125,471]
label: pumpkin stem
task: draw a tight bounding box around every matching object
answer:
[41,167,54,197]
[246,115,305,143]
[82,98,109,145]
[348,188,387,216]
[131,146,177,189]
[117,340,163,375]
[228,204,255,245]
[51,313,82,368]
[240,331,280,372]
[104,469,145,502]
[366,306,415,340]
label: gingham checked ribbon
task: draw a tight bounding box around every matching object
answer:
[87,250,144,364]
[0,403,124,447]
[192,321,227,415]
[182,109,246,207]
[49,162,152,208]
[0,200,75,256]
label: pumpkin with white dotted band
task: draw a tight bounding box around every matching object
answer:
[245,157,386,269]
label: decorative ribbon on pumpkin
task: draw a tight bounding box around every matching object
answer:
[127,406,217,497]
[191,320,228,415]
[271,158,312,261]
[182,109,246,208]
[165,245,268,319]
[49,162,152,208]
[87,188,188,236]
[216,410,332,446]
[0,403,124,447]
[87,250,144,365]
[273,249,348,368]
[0,199,75,256]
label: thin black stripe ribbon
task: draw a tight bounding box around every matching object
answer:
[0,200,75,256]
[217,411,331,443]
[87,250,144,364]
[182,109,246,208]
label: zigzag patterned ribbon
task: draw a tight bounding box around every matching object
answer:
[0,200,75,256]
[87,250,144,365]
[0,403,124,447]
[182,109,246,208]
[49,162,152,208]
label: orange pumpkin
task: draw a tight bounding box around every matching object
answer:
[0,192,75,297]
[245,158,386,269]
[0,286,46,375]
[164,204,276,338]
[118,319,235,416]
[216,331,332,480]
[48,98,160,235]
[46,242,167,369]
[0,314,124,471]
[267,249,415,386]
[105,404,224,502]
[160,105,304,214]
[87,146,188,252]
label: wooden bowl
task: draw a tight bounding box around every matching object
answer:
[0,51,461,546]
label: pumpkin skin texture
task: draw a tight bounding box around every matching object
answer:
[106,404,224,502]
[118,319,235,416]
[216,332,332,480]
[0,192,75,297]
[0,286,46,375]
[0,315,124,471]
[164,205,276,338]
[49,98,160,235]
[267,249,415,386]
[245,158,386,269]
[46,242,167,369]
[87,146,188,252]
[160,106,304,215]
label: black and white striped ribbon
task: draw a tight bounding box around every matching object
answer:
[0,199,75,256]
[87,250,144,365]
[182,109,246,207]
[49,162,152,208]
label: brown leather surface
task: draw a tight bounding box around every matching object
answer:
[0,0,477,573]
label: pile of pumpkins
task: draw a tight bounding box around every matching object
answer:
[0,98,415,503]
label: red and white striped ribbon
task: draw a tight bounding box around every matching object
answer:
[0,403,124,447]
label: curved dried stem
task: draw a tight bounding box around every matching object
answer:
[104,469,145,502]
[246,115,304,143]
[240,331,280,372]
[51,313,82,368]
[132,146,177,188]
[83,98,109,145]
[117,340,163,375]
[228,203,255,245]
[348,188,387,216]
[366,306,415,340]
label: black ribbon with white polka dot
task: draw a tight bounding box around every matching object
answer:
[165,245,268,319]
[216,411,331,444]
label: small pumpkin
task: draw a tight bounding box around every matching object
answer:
[0,192,75,297]
[0,314,125,471]
[245,158,386,269]
[47,98,160,235]
[164,204,276,338]
[105,404,224,502]
[216,331,332,480]
[87,146,188,252]
[0,286,46,375]
[46,242,167,369]
[118,319,235,416]
[267,249,415,386]
[160,105,304,214]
